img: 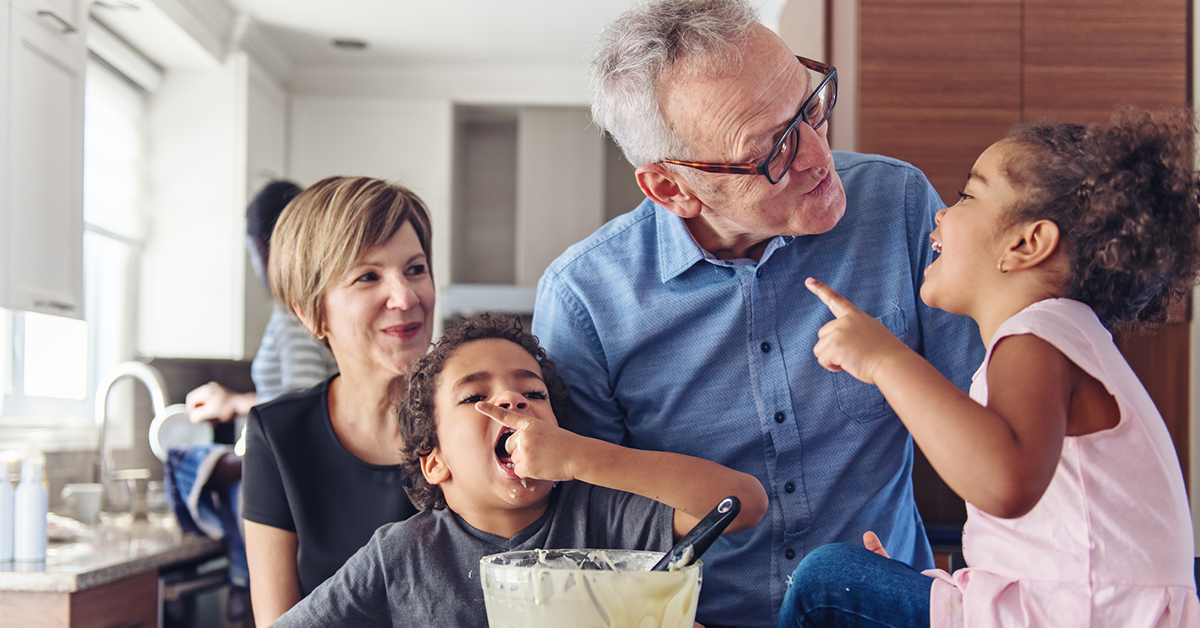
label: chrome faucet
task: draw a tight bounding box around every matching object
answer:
[94,361,169,485]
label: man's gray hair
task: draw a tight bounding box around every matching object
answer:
[590,0,760,167]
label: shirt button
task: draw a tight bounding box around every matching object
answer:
[784,482,795,493]
[760,342,771,353]
[785,549,796,560]
[756,268,763,278]
[774,411,785,423]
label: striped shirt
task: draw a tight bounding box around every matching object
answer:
[251,305,339,402]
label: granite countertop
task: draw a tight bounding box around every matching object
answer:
[0,519,223,593]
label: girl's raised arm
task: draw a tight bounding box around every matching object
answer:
[806,278,1069,518]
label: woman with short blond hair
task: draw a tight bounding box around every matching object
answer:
[242,176,435,627]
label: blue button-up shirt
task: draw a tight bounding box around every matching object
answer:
[532,152,984,628]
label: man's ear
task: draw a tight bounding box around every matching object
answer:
[420,446,451,486]
[1003,219,1061,271]
[635,164,704,219]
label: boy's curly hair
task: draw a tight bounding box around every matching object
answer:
[1001,108,1200,329]
[397,313,571,510]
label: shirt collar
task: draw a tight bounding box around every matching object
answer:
[654,203,794,282]
[656,205,707,282]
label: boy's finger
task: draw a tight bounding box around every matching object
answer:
[476,402,530,429]
[862,531,890,558]
[805,277,859,319]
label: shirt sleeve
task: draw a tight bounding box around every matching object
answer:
[903,166,984,391]
[532,275,629,445]
[274,531,393,628]
[241,407,295,531]
[585,484,675,553]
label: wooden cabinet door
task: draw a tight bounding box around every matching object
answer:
[69,570,158,628]
[859,0,1023,524]
[858,0,1192,525]
[0,570,157,628]
[1023,0,1192,489]
[859,0,1022,207]
[1024,0,1189,123]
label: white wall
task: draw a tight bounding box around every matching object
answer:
[454,114,518,285]
[289,62,590,106]
[242,58,289,356]
[140,52,248,359]
[776,0,824,60]
[775,0,856,152]
[515,107,604,286]
[828,0,857,152]
[285,60,598,320]
[289,96,455,304]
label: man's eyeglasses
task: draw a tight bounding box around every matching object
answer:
[660,56,837,185]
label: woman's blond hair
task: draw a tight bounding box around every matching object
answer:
[268,176,433,339]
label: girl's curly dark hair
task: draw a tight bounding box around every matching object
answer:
[1000,108,1200,329]
[396,313,571,510]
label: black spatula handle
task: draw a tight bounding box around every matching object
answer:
[650,496,740,571]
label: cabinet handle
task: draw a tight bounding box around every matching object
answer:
[112,622,144,628]
[161,572,228,601]
[34,299,77,312]
[35,10,78,34]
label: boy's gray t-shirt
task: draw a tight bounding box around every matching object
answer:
[275,481,675,628]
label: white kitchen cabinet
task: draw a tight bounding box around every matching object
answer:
[11,0,81,28]
[0,0,86,319]
[240,59,288,354]
[289,94,455,307]
[450,105,607,288]
[138,52,284,359]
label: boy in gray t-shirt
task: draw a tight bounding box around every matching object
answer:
[274,314,767,627]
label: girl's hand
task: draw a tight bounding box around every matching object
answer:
[806,278,913,385]
[476,401,579,482]
[862,531,890,558]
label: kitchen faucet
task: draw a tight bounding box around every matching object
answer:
[94,361,169,486]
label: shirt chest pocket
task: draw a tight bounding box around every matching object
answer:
[832,308,911,422]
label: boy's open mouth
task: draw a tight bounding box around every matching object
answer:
[494,429,514,466]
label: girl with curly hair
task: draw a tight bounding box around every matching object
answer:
[781,109,1200,628]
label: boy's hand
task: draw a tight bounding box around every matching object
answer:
[806,278,911,385]
[476,402,581,482]
[862,531,891,558]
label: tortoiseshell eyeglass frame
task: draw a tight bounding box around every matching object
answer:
[659,56,838,185]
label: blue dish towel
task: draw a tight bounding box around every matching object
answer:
[163,444,248,590]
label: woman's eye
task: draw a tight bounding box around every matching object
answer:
[355,271,379,283]
[955,190,972,204]
[460,394,486,405]
[406,264,427,277]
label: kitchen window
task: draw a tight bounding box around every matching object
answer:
[0,27,158,451]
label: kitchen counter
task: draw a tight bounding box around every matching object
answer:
[0,520,223,593]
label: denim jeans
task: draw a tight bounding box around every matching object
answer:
[776,543,934,628]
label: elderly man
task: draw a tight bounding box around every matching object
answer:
[532,0,983,626]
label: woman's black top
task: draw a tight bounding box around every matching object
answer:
[242,375,417,595]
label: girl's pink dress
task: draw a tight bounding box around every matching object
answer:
[926,298,1199,628]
